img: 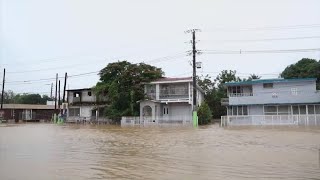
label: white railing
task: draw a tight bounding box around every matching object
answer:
[221,115,320,126]
[228,93,253,97]
[121,116,192,126]
[121,116,141,126]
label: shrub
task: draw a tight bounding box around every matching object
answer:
[197,102,212,125]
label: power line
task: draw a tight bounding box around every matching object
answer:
[201,36,320,43]
[202,24,320,32]
[201,48,320,54]
[5,53,187,74]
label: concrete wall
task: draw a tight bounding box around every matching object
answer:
[67,89,96,104]
[229,81,320,105]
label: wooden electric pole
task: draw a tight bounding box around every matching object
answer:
[58,80,61,111]
[1,68,5,109]
[186,29,200,127]
[55,73,58,110]
[192,30,197,110]
[50,83,53,99]
[62,72,67,103]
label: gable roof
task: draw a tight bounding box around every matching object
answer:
[224,78,317,86]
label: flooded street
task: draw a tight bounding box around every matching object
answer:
[0,124,320,180]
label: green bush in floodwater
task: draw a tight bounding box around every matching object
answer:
[198,102,212,125]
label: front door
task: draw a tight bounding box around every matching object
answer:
[163,105,169,121]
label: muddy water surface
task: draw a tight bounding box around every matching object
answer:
[0,124,320,180]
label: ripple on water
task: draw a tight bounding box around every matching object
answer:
[0,124,320,180]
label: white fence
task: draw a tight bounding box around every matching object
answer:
[66,116,111,124]
[221,115,320,126]
[121,116,192,126]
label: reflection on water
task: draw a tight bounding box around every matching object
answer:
[0,124,320,180]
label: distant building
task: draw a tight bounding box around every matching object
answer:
[66,88,108,123]
[221,78,320,126]
[0,104,56,122]
[121,77,205,126]
[46,100,55,106]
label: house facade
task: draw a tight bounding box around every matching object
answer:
[122,77,204,126]
[66,88,108,123]
[221,78,320,126]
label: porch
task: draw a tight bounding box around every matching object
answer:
[221,115,320,126]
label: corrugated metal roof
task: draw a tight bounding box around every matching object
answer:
[224,78,317,86]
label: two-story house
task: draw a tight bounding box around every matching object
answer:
[66,88,108,123]
[138,77,204,125]
[221,78,320,126]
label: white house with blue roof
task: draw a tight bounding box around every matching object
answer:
[221,78,320,126]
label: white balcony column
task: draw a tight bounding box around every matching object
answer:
[188,82,191,104]
[156,84,160,100]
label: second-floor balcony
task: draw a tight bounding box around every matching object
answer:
[146,91,189,100]
[159,90,189,100]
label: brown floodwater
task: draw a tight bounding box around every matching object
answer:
[0,124,320,180]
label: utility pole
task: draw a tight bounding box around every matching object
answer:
[192,31,197,110]
[55,73,58,110]
[1,68,5,109]
[58,80,61,112]
[186,29,200,127]
[62,72,67,103]
[50,83,53,99]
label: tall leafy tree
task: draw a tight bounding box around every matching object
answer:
[94,61,163,121]
[198,70,241,119]
[281,58,320,89]
[0,91,52,104]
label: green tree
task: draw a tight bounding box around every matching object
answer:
[94,61,164,122]
[243,74,261,81]
[198,70,241,119]
[0,92,53,105]
[197,102,212,125]
[197,74,215,94]
[281,58,320,88]
[215,70,241,88]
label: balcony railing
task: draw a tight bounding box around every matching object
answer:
[228,93,253,97]
[159,94,189,99]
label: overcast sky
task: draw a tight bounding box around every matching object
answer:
[1,0,320,96]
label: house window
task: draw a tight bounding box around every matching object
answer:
[263,83,273,88]
[291,88,298,96]
[278,105,290,115]
[69,108,80,116]
[74,92,80,97]
[299,105,306,114]
[264,106,277,115]
[308,105,315,114]
[88,91,92,96]
[231,106,248,116]
[163,107,169,115]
